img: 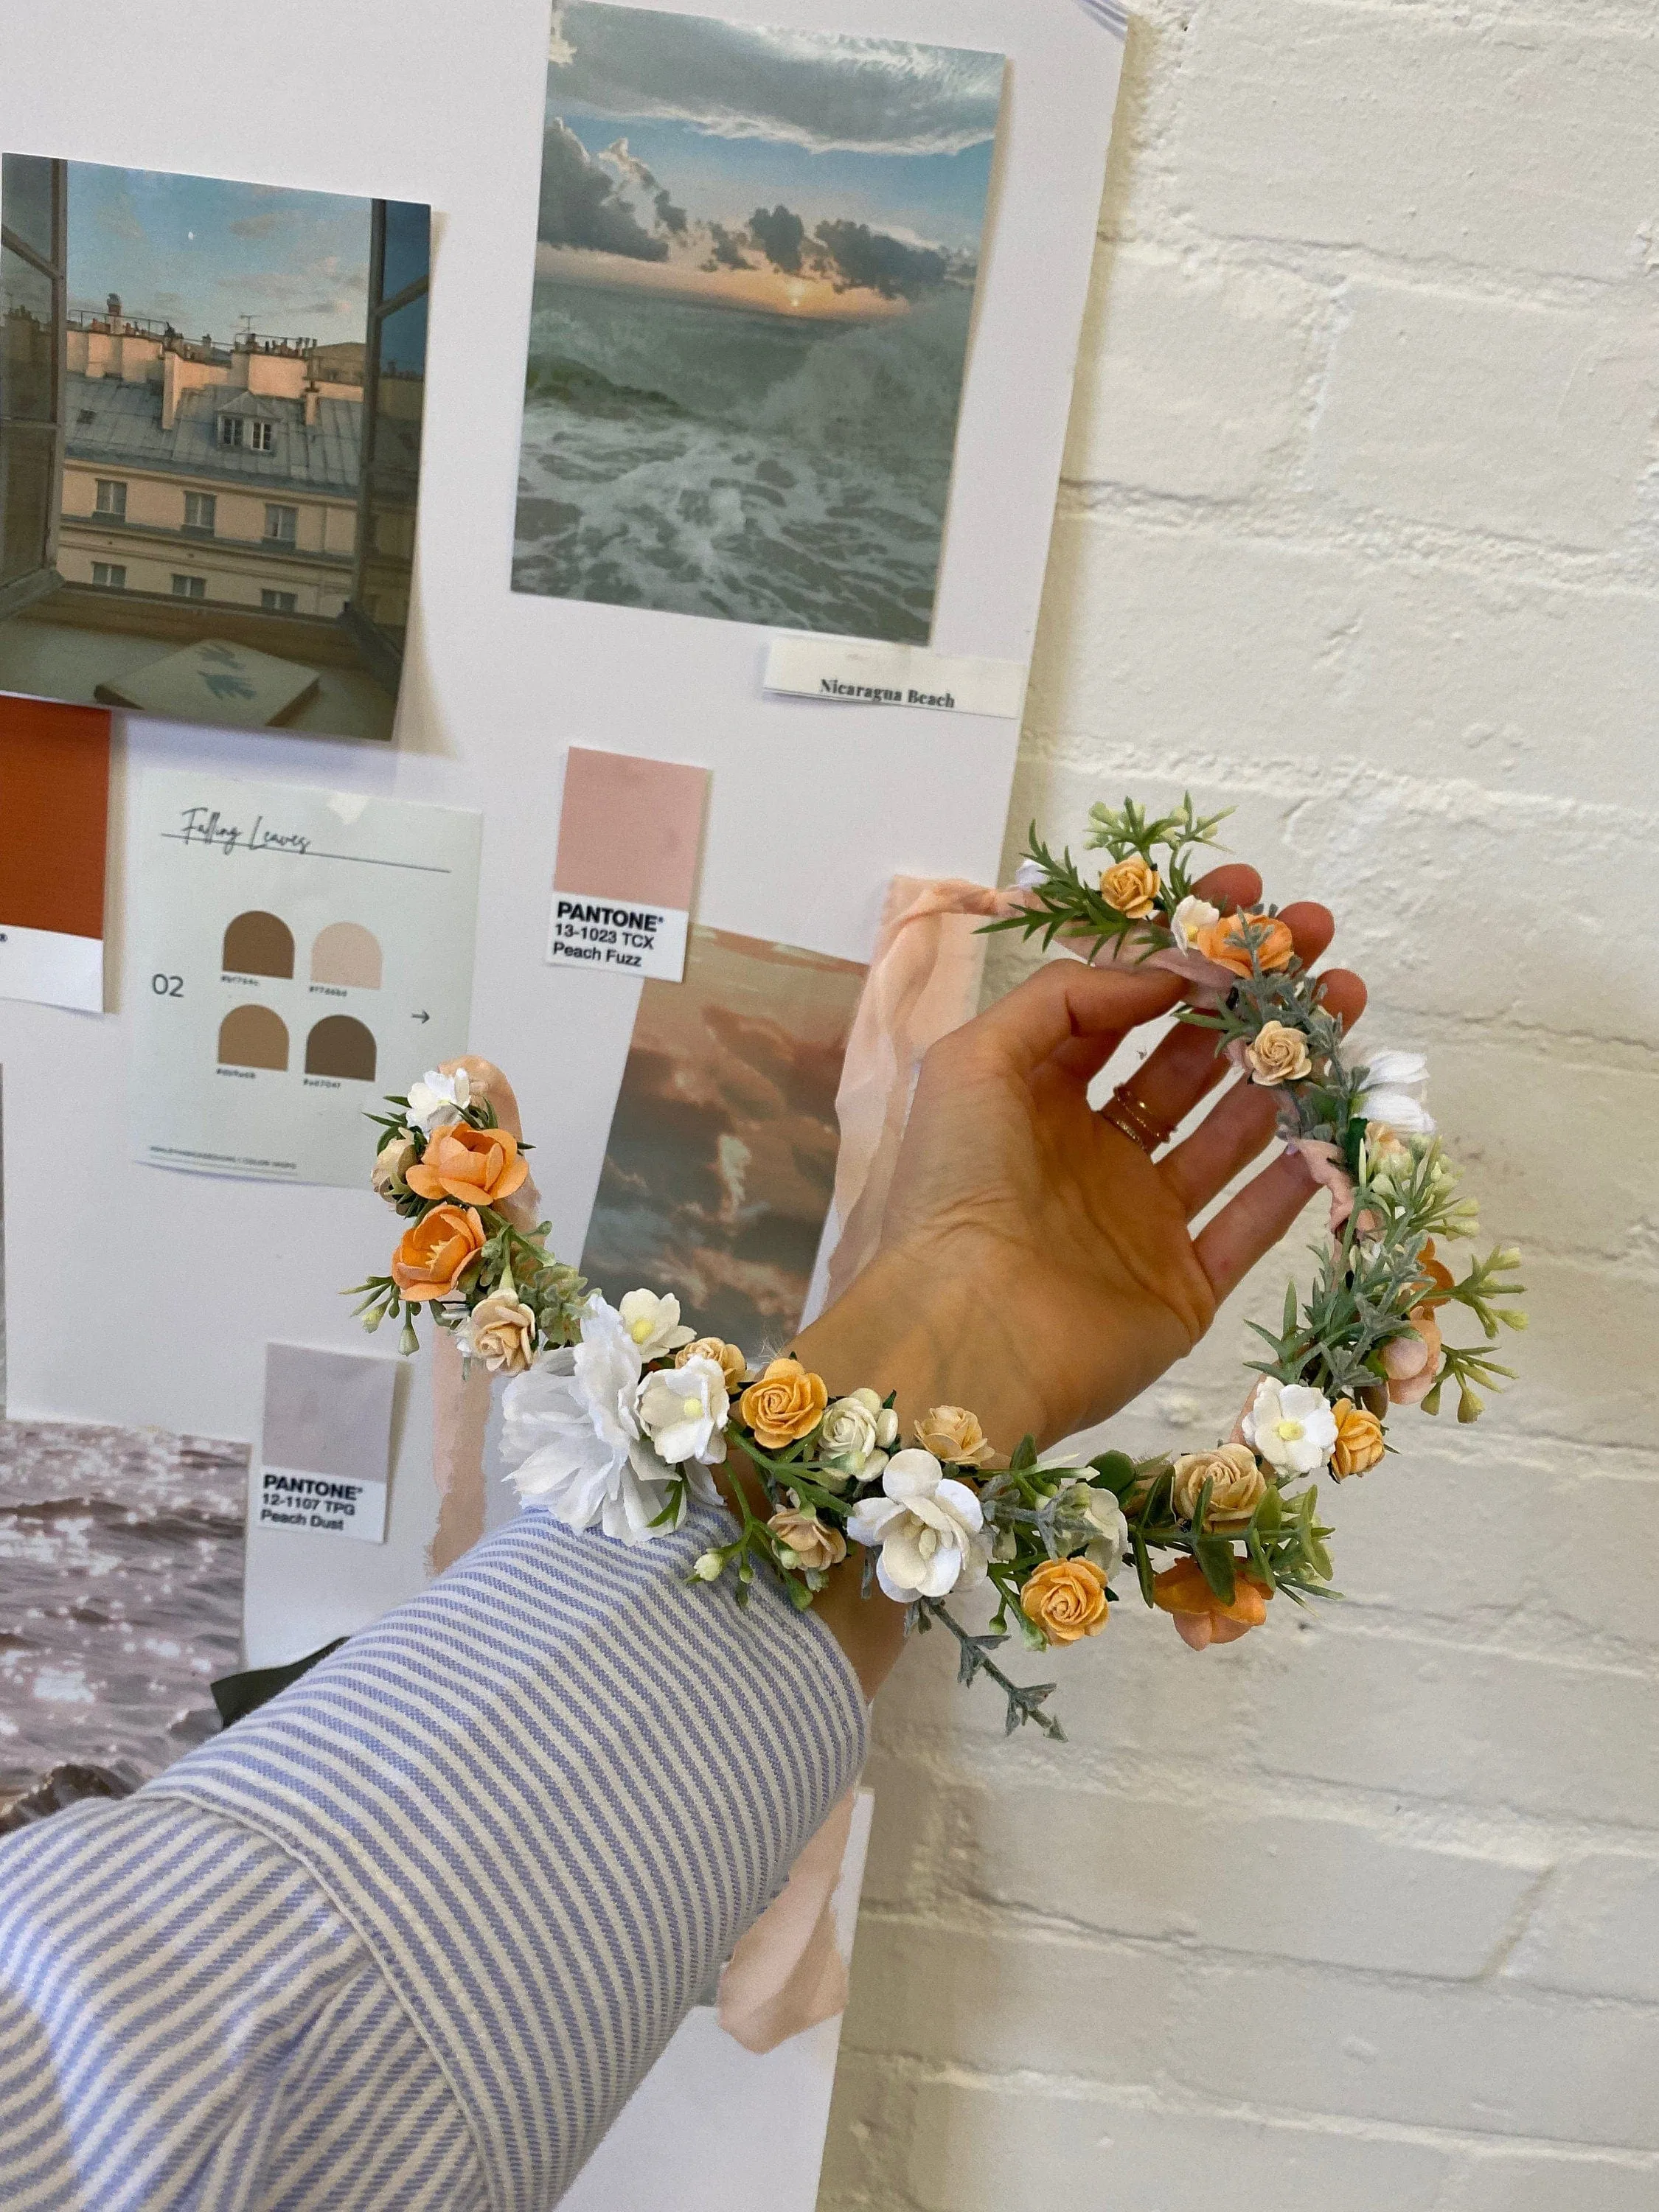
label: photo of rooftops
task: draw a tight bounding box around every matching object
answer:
[0,158,429,740]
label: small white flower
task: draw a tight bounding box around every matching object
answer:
[1359,1050,1434,1135]
[501,1295,717,1545]
[846,1448,992,1602]
[406,1068,470,1133]
[1169,894,1221,947]
[817,1388,896,1486]
[617,1288,697,1362]
[1059,1478,1129,1579]
[636,1355,729,1467]
[1242,1377,1338,1477]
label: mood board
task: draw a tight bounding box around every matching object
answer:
[0,0,1127,1666]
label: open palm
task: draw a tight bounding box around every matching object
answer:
[805,866,1364,1453]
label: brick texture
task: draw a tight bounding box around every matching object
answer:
[820,0,1659,2203]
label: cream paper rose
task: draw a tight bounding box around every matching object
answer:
[617,1288,697,1362]
[1171,1442,1266,1526]
[1242,1378,1338,1477]
[676,1336,748,1391]
[768,1507,846,1573]
[459,1289,537,1375]
[846,1449,992,1602]
[914,1405,995,1467]
[1245,1020,1313,1088]
[371,1131,417,1201]
[818,1388,899,1486]
[636,1354,729,1466]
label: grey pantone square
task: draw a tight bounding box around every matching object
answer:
[261,1342,395,1483]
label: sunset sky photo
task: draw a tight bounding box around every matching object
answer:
[538,2,1004,320]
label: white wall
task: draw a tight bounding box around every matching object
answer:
[823,1,1659,2206]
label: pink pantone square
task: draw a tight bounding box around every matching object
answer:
[553,748,709,910]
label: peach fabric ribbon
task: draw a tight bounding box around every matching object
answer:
[717,1785,860,2053]
[427,1057,543,1576]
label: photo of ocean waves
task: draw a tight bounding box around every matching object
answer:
[0,1421,246,1813]
[513,282,973,641]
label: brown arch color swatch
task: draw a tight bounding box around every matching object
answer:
[305,1015,377,1082]
[218,1004,289,1071]
[223,910,295,978]
[310,921,383,990]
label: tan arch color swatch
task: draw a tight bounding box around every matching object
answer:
[310,921,383,990]
[218,1004,289,1071]
[223,910,295,978]
[305,1015,377,1082]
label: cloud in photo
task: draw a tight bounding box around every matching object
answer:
[538,117,669,260]
[550,1,1002,156]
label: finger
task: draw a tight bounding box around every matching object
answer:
[1160,967,1369,1215]
[956,955,1183,1082]
[1194,1150,1322,1302]
[1191,862,1262,912]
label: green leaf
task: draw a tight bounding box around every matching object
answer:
[1132,1529,1155,1608]
[1194,1532,1237,1604]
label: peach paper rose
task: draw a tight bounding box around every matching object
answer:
[391,1204,486,1302]
[1384,1305,1444,1406]
[406,1122,530,1211]
[1171,1442,1265,1526]
[768,1507,846,1573]
[1197,909,1295,978]
[914,1405,995,1467]
[1099,857,1161,919]
[1152,1557,1273,1650]
[1245,1020,1312,1088]
[678,1336,749,1391]
[739,1358,829,1449]
[1020,1557,1110,1645]
[462,1289,537,1375]
[1331,1397,1386,1478]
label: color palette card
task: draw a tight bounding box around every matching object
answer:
[259,1342,397,1544]
[0,696,112,1014]
[129,770,481,1187]
[547,747,709,982]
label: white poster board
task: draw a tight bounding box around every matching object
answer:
[0,0,1125,1657]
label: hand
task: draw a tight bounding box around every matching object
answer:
[797,864,1366,1458]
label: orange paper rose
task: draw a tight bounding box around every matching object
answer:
[1152,1557,1273,1650]
[1099,856,1161,919]
[1331,1397,1386,1478]
[390,1204,486,1302]
[1020,1557,1110,1645]
[739,1358,829,1450]
[406,1122,530,1212]
[1197,909,1295,978]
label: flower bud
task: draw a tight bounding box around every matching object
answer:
[399,1315,420,1356]
[1499,1310,1529,1331]
[692,1550,727,1582]
[1457,1388,1485,1423]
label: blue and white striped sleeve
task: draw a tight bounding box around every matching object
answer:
[0,1504,869,2211]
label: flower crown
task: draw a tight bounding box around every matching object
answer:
[346,800,1524,1740]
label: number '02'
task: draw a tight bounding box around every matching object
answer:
[151,974,184,997]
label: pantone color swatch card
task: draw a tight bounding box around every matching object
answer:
[547,746,709,981]
[259,1343,397,1543]
[129,771,481,1186]
[0,696,111,1013]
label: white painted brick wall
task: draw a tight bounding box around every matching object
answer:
[821,0,1659,2203]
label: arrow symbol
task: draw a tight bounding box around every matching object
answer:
[411,1010,430,1023]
